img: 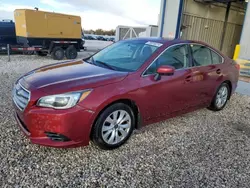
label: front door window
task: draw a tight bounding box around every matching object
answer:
[144,44,189,75]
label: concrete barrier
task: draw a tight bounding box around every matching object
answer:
[236,59,250,77]
[233,44,250,77]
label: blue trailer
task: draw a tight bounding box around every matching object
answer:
[0,20,17,51]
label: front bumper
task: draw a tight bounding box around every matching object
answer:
[13,104,95,148]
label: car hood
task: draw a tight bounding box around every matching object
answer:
[21,60,128,95]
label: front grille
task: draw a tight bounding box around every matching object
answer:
[13,82,30,111]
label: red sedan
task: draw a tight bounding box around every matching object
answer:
[13,38,239,149]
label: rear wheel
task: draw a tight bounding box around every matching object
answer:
[92,103,135,150]
[51,47,64,60]
[208,83,230,111]
[65,45,77,59]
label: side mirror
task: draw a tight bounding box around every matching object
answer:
[157,65,175,75]
[154,65,175,81]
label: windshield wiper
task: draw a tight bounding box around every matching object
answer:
[84,57,95,65]
[85,57,116,70]
[95,60,116,70]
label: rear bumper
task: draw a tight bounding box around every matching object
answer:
[13,104,95,148]
[232,82,238,95]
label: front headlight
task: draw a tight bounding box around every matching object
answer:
[37,90,92,109]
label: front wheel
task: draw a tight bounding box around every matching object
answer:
[208,83,230,111]
[92,103,135,150]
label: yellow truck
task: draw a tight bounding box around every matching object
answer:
[14,9,84,60]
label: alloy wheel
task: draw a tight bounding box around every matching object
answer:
[215,86,228,108]
[101,110,131,145]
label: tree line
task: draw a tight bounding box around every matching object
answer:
[84,29,115,36]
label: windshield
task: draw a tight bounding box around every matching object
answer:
[88,40,161,72]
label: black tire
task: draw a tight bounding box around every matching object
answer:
[208,83,230,111]
[37,51,48,56]
[65,45,77,59]
[51,47,64,60]
[92,103,135,150]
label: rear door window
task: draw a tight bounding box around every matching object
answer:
[211,51,223,64]
[191,45,212,66]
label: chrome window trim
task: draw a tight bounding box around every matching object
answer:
[141,42,225,77]
[13,82,31,111]
[209,48,224,65]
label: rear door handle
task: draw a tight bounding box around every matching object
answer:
[216,69,221,74]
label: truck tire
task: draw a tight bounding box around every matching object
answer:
[51,47,64,60]
[65,46,77,59]
[37,51,48,56]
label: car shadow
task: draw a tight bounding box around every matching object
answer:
[232,122,250,137]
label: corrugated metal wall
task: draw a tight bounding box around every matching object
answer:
[181,14,242,58]
[222,23,242,57]
[181,14,223,48]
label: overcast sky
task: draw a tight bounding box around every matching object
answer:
[0,0,161,30]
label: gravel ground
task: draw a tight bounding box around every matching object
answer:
[1,54,250,187]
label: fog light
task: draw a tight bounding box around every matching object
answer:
[45,132,71,142]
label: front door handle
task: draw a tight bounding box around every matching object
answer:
[216,69,221,74]
[185,75,192,83]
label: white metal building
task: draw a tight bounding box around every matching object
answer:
[115,25,158,41]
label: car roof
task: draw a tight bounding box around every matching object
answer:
[126,37,209,46]
[127,37,170,44]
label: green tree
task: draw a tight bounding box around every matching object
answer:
[83,29,115,36]
[95,29,104,35]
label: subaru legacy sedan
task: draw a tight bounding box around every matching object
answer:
[13,38,239,149]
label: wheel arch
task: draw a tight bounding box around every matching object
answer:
[90,98,142,139]
[223,80,232,99]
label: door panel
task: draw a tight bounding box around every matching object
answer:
[47,16,73,36]
[138,69,189,121]
[138,44,198,122]
[137,43,211,123]
[190,44,222,105]
[138,68,207,122]
[190,65,220,104]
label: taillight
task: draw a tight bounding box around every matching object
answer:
[235,63,240,70]
[232,60,240,70]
